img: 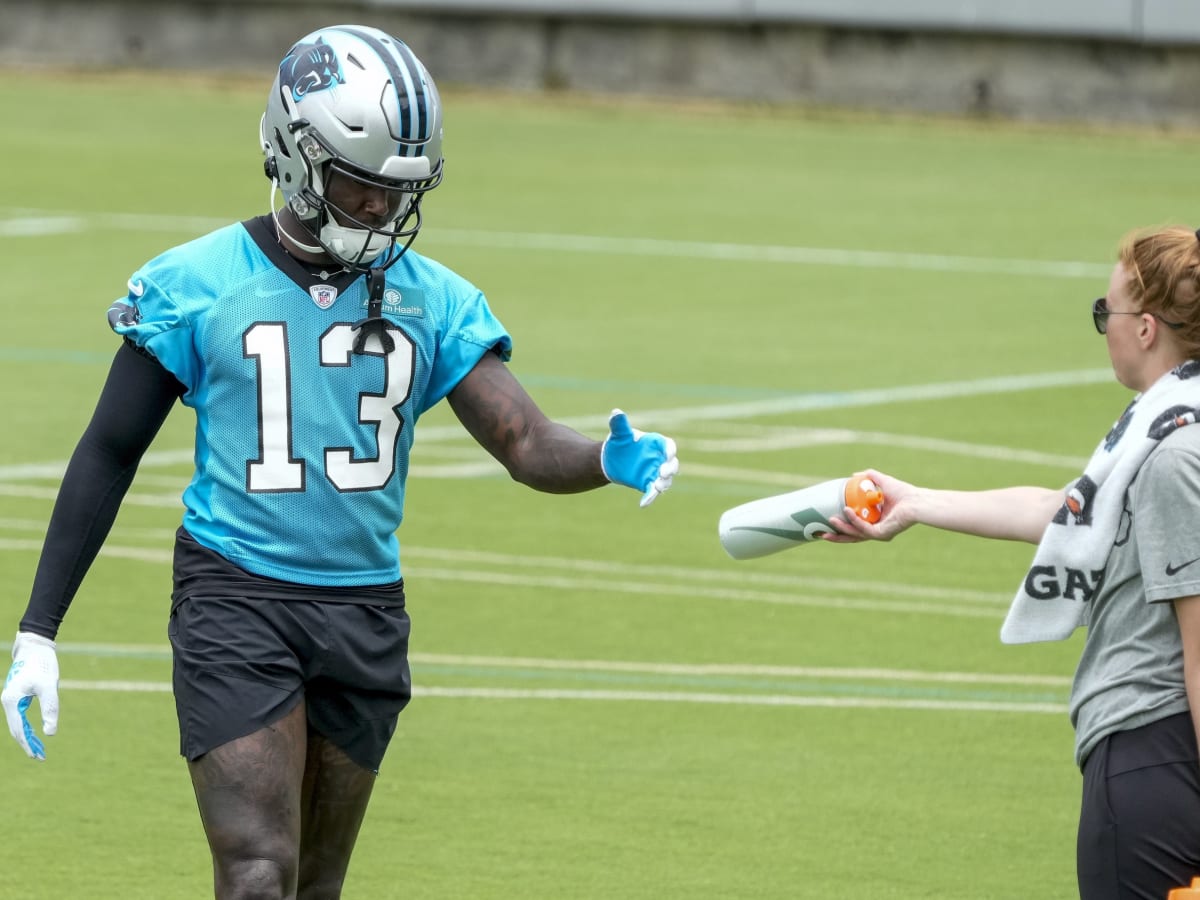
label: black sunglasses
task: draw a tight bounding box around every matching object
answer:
[1092,297,1185,335]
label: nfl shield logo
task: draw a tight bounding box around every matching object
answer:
[309,284,338,309]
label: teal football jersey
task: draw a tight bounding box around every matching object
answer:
[109,217,512,586]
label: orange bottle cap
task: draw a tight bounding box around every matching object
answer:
[844,477,884,525]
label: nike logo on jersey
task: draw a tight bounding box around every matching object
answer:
[1165,556,1200,576]
[127,278,145,297]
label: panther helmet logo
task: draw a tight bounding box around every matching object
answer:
[280,38,344,103]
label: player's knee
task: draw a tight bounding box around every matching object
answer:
[215,853,298,900]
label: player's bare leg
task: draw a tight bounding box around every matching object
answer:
[296,730,377,899]
[189,700,307,900]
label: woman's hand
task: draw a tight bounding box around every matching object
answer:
[823,469,919,543]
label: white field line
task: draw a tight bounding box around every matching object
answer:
[0,450,195,482]
[691,428,1090,470]
[0,515,1011,603]
[0,484,184,506]
[431,229,1113,281]
[54,679,1065,713]
[0,538,44,552]
[0,451,504,485]
[0,537,1008,618]
[0,517,1012,609]
[0,216,88,237]
[0,209,1111,280]
[392,372,1116,444]
[50,643,1067,686]
[412,652,1069,686]
[376,424,1089,474]
[597,370,1116,433]
[405,369,1117,442]
[0,513,1012,614]
[0,539,176,565]
[0,456,1064,495]
[416,686,1067,713]
[0,418,1096,489]
[400,545,1010,605]
[61,680,171,693]
[0,367,1115,449]
[408,566,1005,618]
[679,463,833,487]
[0,466,504,495]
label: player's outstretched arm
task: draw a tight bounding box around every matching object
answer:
[449,352,678,504]
[826,469,1062,544]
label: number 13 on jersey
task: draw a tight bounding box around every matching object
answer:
[243,322,414,493]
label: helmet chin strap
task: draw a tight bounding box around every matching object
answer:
[268,181,327,257]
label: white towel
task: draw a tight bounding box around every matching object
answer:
[1000,360,1200,644]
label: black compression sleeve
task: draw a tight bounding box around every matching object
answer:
[18,341,185,639]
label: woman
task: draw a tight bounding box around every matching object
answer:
[829,225,1200,900]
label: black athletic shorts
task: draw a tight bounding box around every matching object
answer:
[1077,711,1200,900]
[168,530,411,773]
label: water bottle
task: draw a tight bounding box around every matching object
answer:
[718,476,884,560]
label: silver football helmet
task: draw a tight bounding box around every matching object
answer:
[260,25,444,270]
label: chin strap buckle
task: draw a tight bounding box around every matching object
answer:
[351,267,394,355]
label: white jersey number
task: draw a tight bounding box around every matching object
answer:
[243,322,414,493]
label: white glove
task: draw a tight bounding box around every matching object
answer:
[1,632,59,760]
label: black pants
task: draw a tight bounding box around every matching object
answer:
[1078,712,1200,900]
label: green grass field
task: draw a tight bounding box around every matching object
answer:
[2,70,1199,898]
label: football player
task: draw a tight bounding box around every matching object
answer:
[2,24,678,899]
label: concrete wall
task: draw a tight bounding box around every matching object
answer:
[2,0,1199,127]
[365,0,1200,44]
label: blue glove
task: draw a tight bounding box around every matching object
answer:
[1,632,59,761]
[600,409,679,507]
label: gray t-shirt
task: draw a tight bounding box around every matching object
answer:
[1070,424,1200,766]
